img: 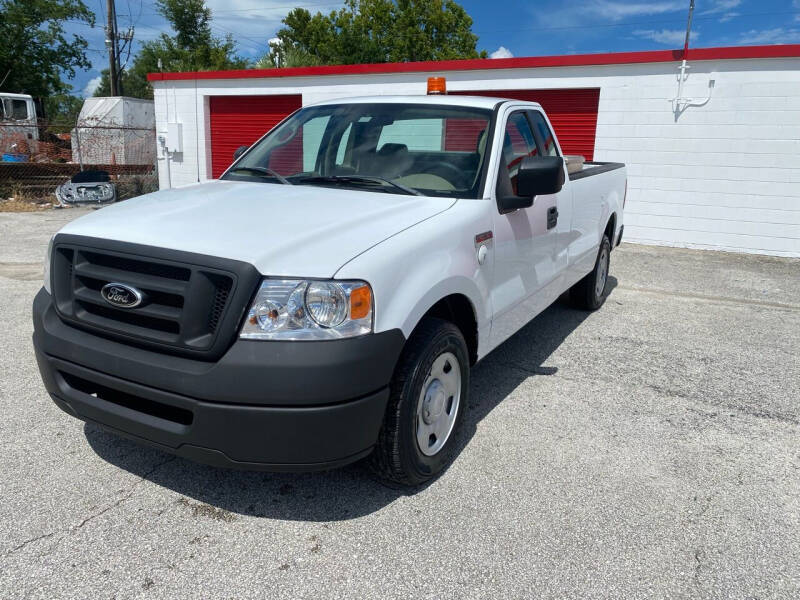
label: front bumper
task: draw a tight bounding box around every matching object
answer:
[33,288,405,470]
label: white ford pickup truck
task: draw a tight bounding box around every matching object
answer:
[34,91,626,485]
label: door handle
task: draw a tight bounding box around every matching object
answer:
[547,207,558,229]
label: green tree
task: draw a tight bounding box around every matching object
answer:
[262,0,485,68]
[96,0,248,99]
[0,0,94,99]
[43,93,84,125]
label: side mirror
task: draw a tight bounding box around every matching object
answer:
[233,145,249,160]
[497,155,565,214]
[517,156,565,198]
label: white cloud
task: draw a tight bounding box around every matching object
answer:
[530,1,684,32]
[738,28,800,44]
[490,46,514,59]
[201,0,346,55]
[592,1,684,21]
[699,0,741,15]
[633,28,698,46]
[699,0,741,23]
[718,12,740,23]
[83,75,102,98]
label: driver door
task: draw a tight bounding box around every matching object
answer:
[488,110,560,348]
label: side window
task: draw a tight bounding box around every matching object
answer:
[527,110,558,157]
[2,99,29,121]
[502,111,538,195]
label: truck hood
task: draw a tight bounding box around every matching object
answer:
[59,180,457,277]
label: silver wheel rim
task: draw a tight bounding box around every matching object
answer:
[416,351,461,457]
[595,245,609,299]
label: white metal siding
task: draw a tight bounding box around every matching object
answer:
[153,56,800,257]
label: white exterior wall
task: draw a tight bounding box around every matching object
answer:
[152,56,800,257]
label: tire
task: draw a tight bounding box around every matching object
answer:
[369,318,469,486]
[570,234,611,310]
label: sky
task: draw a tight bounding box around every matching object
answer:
[68,0,800,97]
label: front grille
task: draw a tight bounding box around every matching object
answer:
[51,237,260,359]
[208,285,230,332]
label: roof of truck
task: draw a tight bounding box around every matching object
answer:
[308,95,536,110]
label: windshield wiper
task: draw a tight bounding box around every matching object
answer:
[295,175,423,196]
[227,166,293,185]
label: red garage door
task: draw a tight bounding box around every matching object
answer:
[209,94,302,178]
[453,89,600,160]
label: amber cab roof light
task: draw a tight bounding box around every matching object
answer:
[427,77,446,95]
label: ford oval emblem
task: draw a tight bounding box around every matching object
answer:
[100,283,143,308]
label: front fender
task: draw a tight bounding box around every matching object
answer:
[335,200,493,357]
[399,275,483,339]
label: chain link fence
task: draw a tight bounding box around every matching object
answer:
[0,120,157,205]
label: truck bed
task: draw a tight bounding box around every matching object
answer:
[568,161,625,181]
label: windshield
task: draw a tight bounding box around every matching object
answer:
[221,103,493,198]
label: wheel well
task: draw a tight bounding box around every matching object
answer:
[419,294,478,365]
[604,213,617,247]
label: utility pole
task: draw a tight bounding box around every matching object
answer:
[105,0,118,96]
[112,0,124,95]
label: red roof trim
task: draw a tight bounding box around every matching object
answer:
[147,45,800,82]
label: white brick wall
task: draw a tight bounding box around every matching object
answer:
[153,55,800,257]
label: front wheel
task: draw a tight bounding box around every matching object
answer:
[369,318,469,486]
[570,234,611,310]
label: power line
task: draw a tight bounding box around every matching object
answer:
[129,0,344,17]
[56,7,800,35]
[210,23,272,54]
[471,9,800,35]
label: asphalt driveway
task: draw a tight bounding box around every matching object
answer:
[1,208,799,599]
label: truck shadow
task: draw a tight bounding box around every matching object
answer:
[84,277,617,522]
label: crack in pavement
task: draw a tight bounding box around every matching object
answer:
[694,548,705,587]
[4,456,176,558]
[617,285,800,312]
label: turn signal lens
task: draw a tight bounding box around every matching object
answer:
[427,77,446,95]
[350,285,372,320]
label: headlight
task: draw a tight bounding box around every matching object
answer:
[240,279,373,340]
[43,236,54,294]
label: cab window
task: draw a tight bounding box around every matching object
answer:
[501,111,538,195]
[378,119,443,151]
[2,98,29,121]
[527,110,558,157]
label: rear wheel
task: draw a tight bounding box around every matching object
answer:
[369,318,469,486]
[570,234,611,310]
